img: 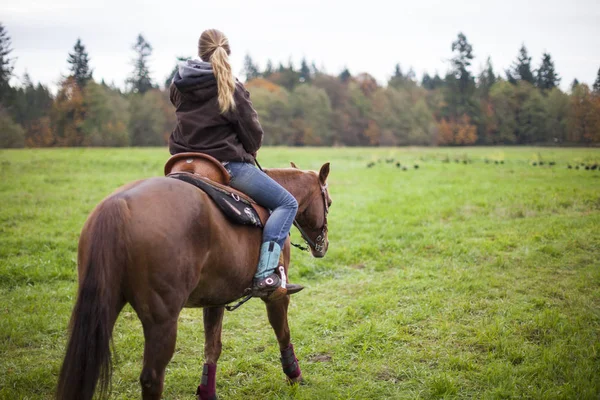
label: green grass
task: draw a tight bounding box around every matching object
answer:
[1,146,599,399]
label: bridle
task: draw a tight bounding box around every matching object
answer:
[292,182,329,253]
[253,158,329,253]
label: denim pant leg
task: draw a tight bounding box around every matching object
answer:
[225,162,298,248]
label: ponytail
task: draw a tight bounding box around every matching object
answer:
[210,47,236,114]
[198,29,236,114]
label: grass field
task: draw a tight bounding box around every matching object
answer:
[1,146,599,399]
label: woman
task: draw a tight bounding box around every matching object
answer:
[169,29,300,299]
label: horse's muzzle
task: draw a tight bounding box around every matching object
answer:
[311,240,329,258]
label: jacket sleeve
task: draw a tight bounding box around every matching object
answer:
[169,83,181,108]
[232,81,264,154]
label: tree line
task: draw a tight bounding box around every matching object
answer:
[1,23,599,149]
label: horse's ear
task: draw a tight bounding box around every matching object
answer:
[290,162,298,169]
[319,162,330,184]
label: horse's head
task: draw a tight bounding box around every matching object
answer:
[267,162,332,258]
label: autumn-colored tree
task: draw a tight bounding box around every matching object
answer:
[25,116,53,147]
[454,115,478,144]
[247,84,292,145]
[51,76,86,146]
[568,84,600,144]
[437,119,454,145]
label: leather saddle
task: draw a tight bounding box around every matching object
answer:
[164,152,269,226]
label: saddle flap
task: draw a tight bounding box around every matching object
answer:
[164,152,231,185]
[168,172,269,227]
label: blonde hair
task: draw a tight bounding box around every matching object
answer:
[199,29,236,114]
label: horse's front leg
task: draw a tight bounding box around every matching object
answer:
[197,306,224,400]
[265,296,303,383]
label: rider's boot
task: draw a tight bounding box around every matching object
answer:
[252,242,303,300]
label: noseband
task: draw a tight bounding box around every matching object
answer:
[292,182,329,253]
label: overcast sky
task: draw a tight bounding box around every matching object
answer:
[3,0,600,92]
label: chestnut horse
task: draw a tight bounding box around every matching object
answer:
[56,162,331,400]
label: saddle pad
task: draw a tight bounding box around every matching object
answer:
[168,172,263,228]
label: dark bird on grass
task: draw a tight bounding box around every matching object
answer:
[500,161,504,164]
[568,165,572,169]
[367,162,375,168]
[495,160,499,164]
[539,161,545,166]
[395,162,401,168]
[414,164,419,169]
[591,164,598,170]
[402,166,408,171]
[576,166,580,170]
[532,162,537,166]
[463,160,468,164]
[585,165,590,170]
[549,161,556,166]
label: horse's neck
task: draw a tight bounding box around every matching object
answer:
[265,168,315,209]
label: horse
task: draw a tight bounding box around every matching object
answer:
[56,161,332,400]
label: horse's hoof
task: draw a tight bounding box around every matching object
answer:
[287,373,304,385]
[196,393,217,400]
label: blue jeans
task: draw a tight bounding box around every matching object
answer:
[224,162,298,248]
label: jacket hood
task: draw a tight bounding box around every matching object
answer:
[173,59,218,102]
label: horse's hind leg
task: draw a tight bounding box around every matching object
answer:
[265,296,303,383]
[197,307,224,400]
[139,318,178,400]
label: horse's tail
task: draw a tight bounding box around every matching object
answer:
[56,195,129,400]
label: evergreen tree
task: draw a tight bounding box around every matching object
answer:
[127,34,154,94]
[243,54,260,81]
[431,73,444,89]
[593,67,600,95]
[299,58,311,83]
[388,64,404,88]
[536,52,560,90]
[477,57,497,97]
[450,33,475,93]
[571,78,579,91]
[508,45,535,84]
[67,38,93,88]
[421,72,433,89]
[339,68,351,83]
[0,23,15,104]
[389,63,416,88]
[263,60,274,78]
[446,32,477,120]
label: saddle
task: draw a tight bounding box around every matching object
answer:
[164,153,269,227]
